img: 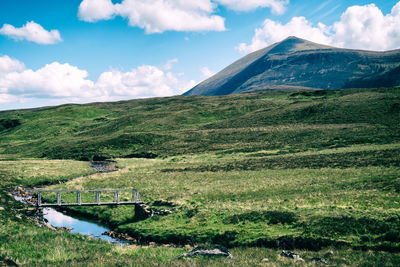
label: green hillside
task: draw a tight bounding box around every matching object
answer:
[1,87,399,161]
[1,87,400,265]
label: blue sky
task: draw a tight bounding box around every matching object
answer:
[0,0,399,110]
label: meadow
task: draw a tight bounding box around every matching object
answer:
[0,87,399,265]
[0,156,399,266]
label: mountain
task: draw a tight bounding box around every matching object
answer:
[184,36,400,96]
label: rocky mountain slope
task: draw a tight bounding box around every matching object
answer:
[184,36,400,95]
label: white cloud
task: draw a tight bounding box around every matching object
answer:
[96,66,196,98]
[200,66,216,79]
[77,0,290,33]
[215,0,288,14]
[78,0,225,33]
[78,0,116,22]
[0,21,62,45]
[0,59,95,98]
[237,17,331,54]
[0,55,196,106]
[238,1,400,53]
[163,58,178,70]
[0,94,18,104]
[332,3,400,51]
[0,55,25,73]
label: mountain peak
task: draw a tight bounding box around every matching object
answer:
[267,36,333,54]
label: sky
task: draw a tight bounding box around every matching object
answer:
[1,0,399,111]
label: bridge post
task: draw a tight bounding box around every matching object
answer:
[114,190,119,204]
[132,190,136,202]
[77,191,81,205]
[37,192,42,206]
[57,192,61,206]
[96,191,100,205]
[132,190,139,202]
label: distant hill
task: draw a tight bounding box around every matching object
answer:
[184,36,400,96]
[0,88,399,161]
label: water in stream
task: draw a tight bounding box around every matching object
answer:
[13,193,129,245]
[12,161,130,245]
[43,208,128,244]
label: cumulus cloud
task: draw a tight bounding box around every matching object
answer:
[77,0,290,33]
[200,67,216,79]
[0,55,25,73]
[215,0,288,14]
[237,17,331,54]
[0,21,62,45]
[96,66,196,98]
[238,1,400,53]
[0,55,196,105]
[332,3,400,51]
[78,0,225,33]
[78,0,116,22]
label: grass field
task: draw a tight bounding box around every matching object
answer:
[0,88,399,265]
[0,159,399,266]
[43,147,400,251]
[1,88,399,160]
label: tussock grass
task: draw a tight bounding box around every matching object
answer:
[1,88,399,160]
[45,145,400,251]
[1,88,399,265]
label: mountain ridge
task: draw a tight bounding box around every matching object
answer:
[184,36,400,96]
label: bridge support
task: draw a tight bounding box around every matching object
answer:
[134,203,153,221]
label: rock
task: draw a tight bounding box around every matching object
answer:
[0,255,19,267]
[324,250,334,257]
[134,203,153,221]
[45,222,56,230]
[177,245,233,259]
[149,242,156,246]
[261,258,269,262]
[280,250,303,261]
[125,236,135,241]
[102,231,136,242]
[309,257,328,265]
[103,231,117,238]
[0,206,4,211]
[133,203,173,221]
[57,226,73,232]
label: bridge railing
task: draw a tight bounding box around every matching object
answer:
[36,188,140,207]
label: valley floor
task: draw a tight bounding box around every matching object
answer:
[0,142,399,266]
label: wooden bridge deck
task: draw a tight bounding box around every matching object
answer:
[36,188,141,207]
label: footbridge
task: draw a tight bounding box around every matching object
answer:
[36,188,142,207]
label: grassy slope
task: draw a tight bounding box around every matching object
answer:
[0,88,399,160]
[0,160,399,266]
[0,160,187,266]
[45,150,400,251]
[0,87,399,265]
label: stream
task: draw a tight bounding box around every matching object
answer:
[12,161,131,246]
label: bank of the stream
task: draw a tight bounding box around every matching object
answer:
[9,160,135,245]
[1,158,400,266]
[12,189,132,245]
[38,153,400,253]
